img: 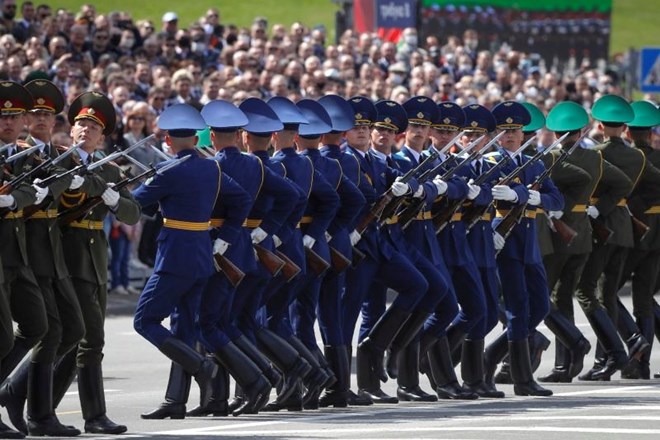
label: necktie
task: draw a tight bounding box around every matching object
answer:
[386,156,394,168]
[474,160,481,175]
[516,155,523,167]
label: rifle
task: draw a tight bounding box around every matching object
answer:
[276,250,302,282]
[632,215,651,243]
[493,133,570,251]
[254,243,285,277]
[330,246,352,273]
[57,155,190,226]
[0,146,53,216]
[0,144,41,170]
[590,216,614,245]
[430,133,505,233]
[213,253,246,288]
[350,246,366,268]
[305,246,331,278]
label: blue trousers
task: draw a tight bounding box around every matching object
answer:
[197,272,234,351]
[469,266,501,339]
[445,258,487,337]
[317,270,345,346]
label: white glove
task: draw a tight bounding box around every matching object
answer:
[492,185,518,202]
[213,238,229,255]
[349,229,361,246]
[587,205,599,219]
[0,194,15,208]
[250,226,268,244]
[33,185,48,204]
[390,180,409,197]
[69,175,84,190]
[412,185,424,199]
[493,231,505,250]
[324,231,332,242]
[433,176,448,195]
[273,234,282,248]
[303,234,316,249]
[467,179,481,200]
[527,189,541,206]
[101,184,120,207]
[548,210,564,219]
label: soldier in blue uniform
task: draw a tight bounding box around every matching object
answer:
[317,94,374,407]
[484,101,563,396]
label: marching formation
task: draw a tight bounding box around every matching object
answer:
[0,75,659,438]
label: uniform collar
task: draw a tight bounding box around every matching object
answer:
[402,145,421,163]
[370,148,388,161]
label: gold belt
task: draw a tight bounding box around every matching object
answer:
[29,209,58,219]
[414,211,433,221]
[384,215,399,225]
[590,197,627,207]
[299,216,313,224]
[210,218,224,227]
[644,206,660,214]
[450,212,462,222]
[243,219,262,228]
[69,220,104,230]
[572,204,587,213]
[163,218,210,231]
[496,209,537,219]
[3,209,23,219]
[481,213,492,221]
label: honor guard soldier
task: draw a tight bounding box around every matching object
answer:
[485,101,563,396]
[0,79,85,437]
[317,94,375,407]
[577,95,660,380]
[538,101,628,383]
[614,101,660,379]
[57,91,140,434]
[0,81,48,439]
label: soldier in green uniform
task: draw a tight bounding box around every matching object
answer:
[0,79,86,437]
[614,101,660,379]
[577,95,660,381]
[0,81,48,439]
[54,92,140,434]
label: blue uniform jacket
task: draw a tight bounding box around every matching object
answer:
[487,148,564,263]
[464,158,497,269]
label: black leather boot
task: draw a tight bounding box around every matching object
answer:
[580,308,627,381]
[617,299,650,362]
[428,336,477,400]
[227,384,245,414]
[262,380,303,412]
[52,351,77,410]
[538,340,571,383]
[346,346,372,406]
[623,317,654,380]
[396,342,436,402]
[285,336,329,405]
[484,331,509,387]
[256,328,311,405]
[358,350,398,404]
[0,415,24,439]
[0,360,28,434]
[234,335,282,388]
[186,363,229,417]
[319,346,349,408]
[0,342,30,385]
[494,358,512,384]
[543,309,592,378]
[77,364,127,434]
[27,362,81,437]
[509,339,552,396]
[357,306,411,383]
[214,341,271,416]
[141,362,190,419]
[385,307,430,380]
[529,330,551,373]
[462,339,504,398]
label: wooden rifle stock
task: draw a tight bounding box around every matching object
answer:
[551,217,578,246]
[254,244,285,277]
[632,215,651,243]
[276,250,302,282]
[329,246,352,273]
[213,254,245,288]
[590,217,613,245]
[305,246,330,278]
[351,246,366,268]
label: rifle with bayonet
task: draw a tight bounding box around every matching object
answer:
[494,133,570,250]
[0,144,51,216]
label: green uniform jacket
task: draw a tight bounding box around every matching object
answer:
[59,151,141,285]
[595,137,660,248]
[536,152,591,257]
[627,143,660,251]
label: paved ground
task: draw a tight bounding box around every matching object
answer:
[31,294,660,439]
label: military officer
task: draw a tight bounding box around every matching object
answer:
[0,79,85,437]
[577,95,660,380]
[56,91,140,434]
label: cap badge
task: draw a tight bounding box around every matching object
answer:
[4,101,12,108]
[506,117,513,124]
[355,113,362,120]
[443,117,451,124]
[417,112,424,118]
[88,108,96,115]
[443,103,453,108]
[386,102,396,107]
[384,117,392,124]
[504,102,513,107]
[418,98,428,102]
[36,98,45,105]
[471,121,478,127]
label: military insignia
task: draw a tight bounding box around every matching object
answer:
[35,80,46,86]
[384,117,391,123]
[91,92,103,98]
[443,117,451,124]
[504,102,513,107]
[1,83,11,88]
[355,113,362,120]
[443,103,453,108]
[418,98,428,102]
[469,105,479,109]
[380,172,385,178]
[88,108,96,115]
[351,98,362,103]
[36,98,45,105]
[386,102,396,107]
[506,117,513,124]
[417,112,424,118]
[513,177,521,184]
[471,121,478,127]
[4,101,12,108]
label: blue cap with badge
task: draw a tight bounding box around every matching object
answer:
[462,104,496,133]
[492,100,531,129]
[318,94,358,132]
[434,101,466,131]
[158,103,206,138]
[296,99,333,138]
[267,96,308,131]
[346,96,376,127]
[239,97,284,136]
[403,96,439,126]
[374,100,408,133]
[201,99,249,132]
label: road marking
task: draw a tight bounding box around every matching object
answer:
[554,385,657,396]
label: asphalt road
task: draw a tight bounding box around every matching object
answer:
[38,294,660,439]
